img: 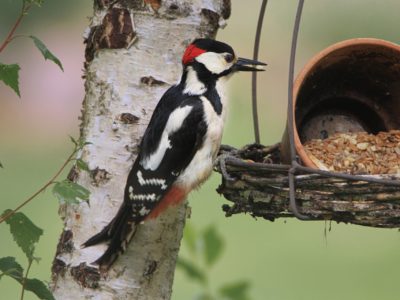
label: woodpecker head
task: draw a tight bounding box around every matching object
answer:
[182,38,266,78]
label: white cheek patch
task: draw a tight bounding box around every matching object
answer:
[141,105,193,170]
[195,52,232,74]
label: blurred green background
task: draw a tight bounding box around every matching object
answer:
[1,1,400,299]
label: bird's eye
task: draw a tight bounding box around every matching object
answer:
[225,54,234,63]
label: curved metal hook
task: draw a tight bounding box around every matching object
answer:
[287,0,310,220]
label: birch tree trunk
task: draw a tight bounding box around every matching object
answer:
[51,1,230,299]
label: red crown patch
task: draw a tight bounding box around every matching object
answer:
[182,44,206,65]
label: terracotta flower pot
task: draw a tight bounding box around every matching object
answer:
[281,38,400,168]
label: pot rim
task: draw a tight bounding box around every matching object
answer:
[292,38,400,168]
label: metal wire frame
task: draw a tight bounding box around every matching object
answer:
[287,0,309,219]
[252,0,268,144]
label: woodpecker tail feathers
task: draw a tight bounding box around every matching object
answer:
[81,202,138,270]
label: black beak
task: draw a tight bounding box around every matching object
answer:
[234,57,267,72]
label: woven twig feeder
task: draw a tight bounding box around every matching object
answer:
[216,144,400,228]
[216,2,400,228]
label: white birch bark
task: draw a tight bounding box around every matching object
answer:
[51,0,230,299]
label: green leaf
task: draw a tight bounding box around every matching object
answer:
[0,257,24,280]
[69,135,78,146]
[52,179,90,204]
[203,225,224,266]
[69,136,91,150]
[30,36,63,71]
[0,257,54,299]
[219,281,251,300]
[0,63,21,97]
[25,278,55,300]
[76,158,90,172]
[3,210,43,260]
[78,139,92,149]
[183,222,197,255]
[176,257,206,284]
[0,161,3,168]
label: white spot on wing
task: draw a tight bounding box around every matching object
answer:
[129,192,157,201]
[141,105,193,170]
[137,170,168,190]
[183,66,206,95]
[139,207,150,216]
[128,186,157,202]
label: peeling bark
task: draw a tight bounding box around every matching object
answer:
[51,1,229,299]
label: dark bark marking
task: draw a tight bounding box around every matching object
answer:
[51,231,73,286]
[91,167,111,186]
[140,76,167,86]
[51,259,67,279]
[201,8,220,27]
[221,0,231,19]
[85,8,136,62]
[125,142,140,155]
[67,166,79,182]
[70,263,101,289]
[55,230,74,256]
[143,260,158,278]
[169,3,178,10]
[120,112,140,124]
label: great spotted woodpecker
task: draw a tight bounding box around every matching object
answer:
[82,38,266,269]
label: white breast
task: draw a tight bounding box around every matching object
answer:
[176,78,228,191]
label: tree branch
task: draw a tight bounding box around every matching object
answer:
[0,3,30,53]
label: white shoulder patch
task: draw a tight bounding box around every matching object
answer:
[141,105,193,170]
[165,105,193,132]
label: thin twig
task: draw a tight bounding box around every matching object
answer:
[251,0,268,144]
[0,3,31,53]
[20,257,33,300]
[0,149,76,224]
